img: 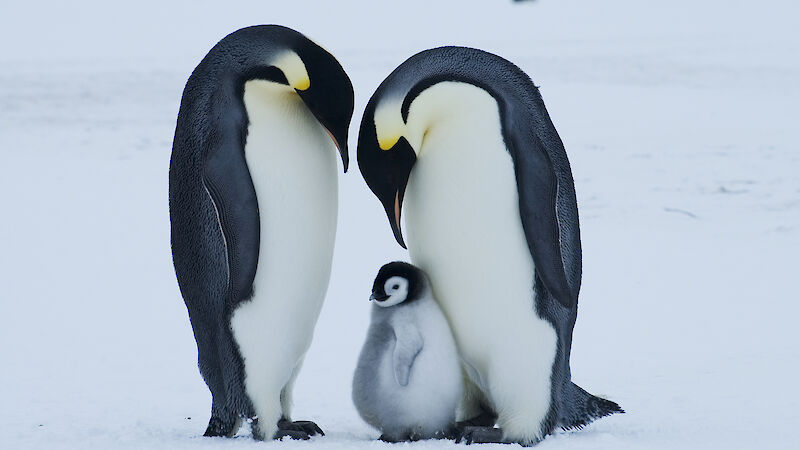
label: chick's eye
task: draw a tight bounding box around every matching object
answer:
[392,284,400,290]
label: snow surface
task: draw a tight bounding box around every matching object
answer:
[1,0,798,448]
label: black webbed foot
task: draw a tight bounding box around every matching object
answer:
[456,426,507,445]
[278,418,325,437]
[379,433,398,443]
[273,429,311,440]
[378,427,459,443]
[437,427,460,440]
[379,433,420,443]
[249,417,306,441]
[456,409,498,429]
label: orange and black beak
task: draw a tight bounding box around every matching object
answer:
[331,132,349,173]
[321,126,349,173]
[357,114,416,248]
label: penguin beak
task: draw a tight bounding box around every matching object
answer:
[358,134,417,249]
[295,89,351,174]
[369,293,390,302]
[325,128,349,173]
[384,190,406,249]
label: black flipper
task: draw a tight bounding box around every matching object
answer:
[202,91,260,304]
[503,104,577,309]
[559,382,624,430]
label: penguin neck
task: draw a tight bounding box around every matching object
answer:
[242,79,300,110]
[371,295,437,326]
[403,81,500,155]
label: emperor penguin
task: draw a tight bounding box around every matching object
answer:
[169,25,353,441]
[357,47,622,445]
[353,262,462,442]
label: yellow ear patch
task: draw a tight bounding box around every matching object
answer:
[272,51,310,91]
[293,76,310,91]
[374,98,406,151]
[378,134,402,151]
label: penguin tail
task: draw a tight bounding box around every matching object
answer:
[559,382,624,431]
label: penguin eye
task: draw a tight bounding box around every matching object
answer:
[384,276,406,297]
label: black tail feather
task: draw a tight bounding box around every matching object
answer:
[559,382,624,431]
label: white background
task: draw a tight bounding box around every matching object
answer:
[1,0,798,448]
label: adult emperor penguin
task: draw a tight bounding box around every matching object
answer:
[169,25,353,441]
[357,47,622,445]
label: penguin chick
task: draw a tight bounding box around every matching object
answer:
[353,262,463,442]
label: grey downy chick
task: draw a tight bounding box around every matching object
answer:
[353,262,463,442]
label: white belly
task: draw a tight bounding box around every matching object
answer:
[403,82,557,441]
[231,80,338,426]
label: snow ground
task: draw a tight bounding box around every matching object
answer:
[1,0,798,449]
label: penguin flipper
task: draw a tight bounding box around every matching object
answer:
[392,323,424,386]
[502,97,578,308]
[504,106,577,309]
[202,116,261,303]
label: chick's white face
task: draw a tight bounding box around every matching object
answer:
[376,276,409,307]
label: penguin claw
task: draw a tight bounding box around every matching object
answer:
[277,419,325,437]
[456,426,506,445]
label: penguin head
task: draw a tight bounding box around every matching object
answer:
[370,261,428,307]
[282,44,354,172]
[224,25,354,171]
[357,47,495,247]
[357,91,418,248]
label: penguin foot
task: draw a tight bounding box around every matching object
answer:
[249,418,311,441]
[379,433,424,443]
[273,429,311,441]
[456,426,507,445]
[436,427,459,440]
[456,410,498,428]
[379,433,401,443]
[277,418,325,437]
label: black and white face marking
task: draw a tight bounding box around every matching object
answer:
[370,261,428,307]
[371,276,409,307]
